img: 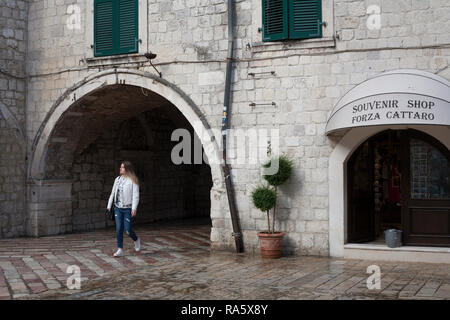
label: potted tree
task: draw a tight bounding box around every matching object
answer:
[251,155,294,258]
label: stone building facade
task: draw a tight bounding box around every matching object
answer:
[0,0,449,262]
[0,0,27,238]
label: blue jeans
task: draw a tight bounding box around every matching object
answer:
[114,205,138,249]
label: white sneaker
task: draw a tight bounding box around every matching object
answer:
[134,238,140,252]
[113,248,124,257]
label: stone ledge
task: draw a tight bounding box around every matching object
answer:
[251,37,336,54]
[84,53,147,68]
[344,244,450,264]
[344,243,450,253]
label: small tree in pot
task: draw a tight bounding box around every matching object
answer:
[251,155,294,258]
[252,185,277,233]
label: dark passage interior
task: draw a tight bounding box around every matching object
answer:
[43,85,213,232]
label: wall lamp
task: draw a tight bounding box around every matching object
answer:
[145,52,162,78]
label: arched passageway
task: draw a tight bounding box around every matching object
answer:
[27,70,224,237]
[43,84,212,232]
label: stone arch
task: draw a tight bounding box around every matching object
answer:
[0,101,24,141]
[26,69,226,237]
[328,125,450,257]
[28,68,224,189]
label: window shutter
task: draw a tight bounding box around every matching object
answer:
[94,0,114,56]
[262,0,288,41]
[288,0,323,39]
[117,0,138,53]
[94,0,138,57]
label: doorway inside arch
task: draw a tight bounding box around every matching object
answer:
[347,129,450,247]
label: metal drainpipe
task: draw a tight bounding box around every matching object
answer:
[221,0,243,253]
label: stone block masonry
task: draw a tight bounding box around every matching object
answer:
[0,0,449,260]
[0,0,27,239]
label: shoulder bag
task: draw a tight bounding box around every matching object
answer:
[105,177,118,221]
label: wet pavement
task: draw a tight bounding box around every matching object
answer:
[0,218,211,300]
[0,219,449,300]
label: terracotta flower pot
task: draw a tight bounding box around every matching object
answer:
[257,231,285,259]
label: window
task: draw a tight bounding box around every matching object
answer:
[410,138,450,200]
[94,0,138,57]
[262,0,323,42]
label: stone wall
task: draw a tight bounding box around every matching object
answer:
[16,0,450,256]
[0,121,26,238]
[0,0,27,238]
[27,180,72,237]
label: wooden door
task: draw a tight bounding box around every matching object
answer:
[402,130,450,246]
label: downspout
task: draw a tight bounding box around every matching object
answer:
[221,0,244,253]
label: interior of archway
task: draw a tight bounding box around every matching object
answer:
[43,84,212,232]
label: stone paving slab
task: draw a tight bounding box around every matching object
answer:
[0,220,449,300]
[22,253,450,300]
[0,220,211,300]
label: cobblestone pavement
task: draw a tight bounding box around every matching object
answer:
[0,219,211,300]
[0,220,449,300]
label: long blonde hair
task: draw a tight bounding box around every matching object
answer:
[122,161,140,186]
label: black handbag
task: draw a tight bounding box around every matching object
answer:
[106,205,115,221]
[106,177,118,221]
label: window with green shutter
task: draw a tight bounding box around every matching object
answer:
[262,0,288,41]
[289,0,322,39]
[262,0,323,42]
[94,0,138,57]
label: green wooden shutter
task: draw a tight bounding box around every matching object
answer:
[94,0,114,56]
[262,0,288,41]
[94,0,138,57]
[288,0,323,39]
[117,0,138,54]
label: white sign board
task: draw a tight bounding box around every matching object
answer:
[325,70,450,134]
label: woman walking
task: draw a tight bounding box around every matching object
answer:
[107,161,141,257]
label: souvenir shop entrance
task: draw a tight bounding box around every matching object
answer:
[347,129,450,247]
